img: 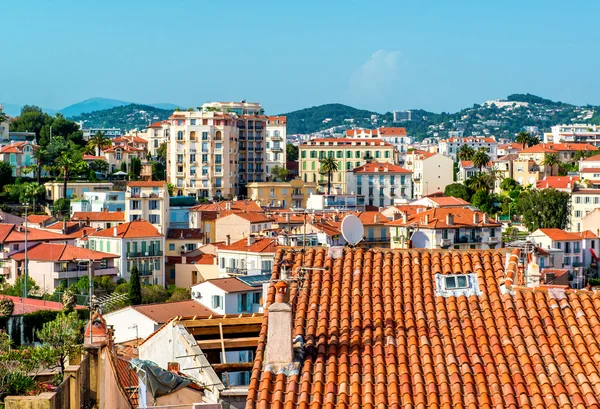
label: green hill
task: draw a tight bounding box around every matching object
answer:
[70,104,173,130]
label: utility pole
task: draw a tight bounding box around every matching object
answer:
[23,203,30,299]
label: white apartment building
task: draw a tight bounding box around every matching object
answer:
[347,127,413,154]
[78,125,122,140]
[146,120,170,157]
[217,237,276,276]
[545,124,600,146]
[266,116,286,176]
[405,150,454,198]
[87,220,165,286]
[167,102,267,198]
[125,181,170,234]
[346,162,413,207]
[70,191,125,214]
[571,189,600,232]
[439,136,498,161]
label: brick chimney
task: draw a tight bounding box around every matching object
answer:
[374,214,379,224]
[266,282,293,364]
[247,235,255,246]
[446,213,454,226]
[225,235,231,246]
[473,212,480,224]
[423,214,430,224]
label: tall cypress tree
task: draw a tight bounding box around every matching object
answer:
[129,264,142,305]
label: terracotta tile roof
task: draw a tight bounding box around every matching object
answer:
[204,277,255,293]
[388,207,500,228]
[495,153,519,162]
[355,211,388,225]
[220,237,278,253]
[407,149,436,159]
[582,153,600,161]
[82,154,106,161]
[0,141,36,153]
[537,228,584,241]
[498,142,523,151]
[166,228,204,240]
[1,225,72,243]
[10,243,118,262]
[535,176,579,189]
[127,181,166,187]
[428,196,470,207]
[72,211,126,222]
[304,138,394,147]
[579,230,598,239]
[521,143,598,154]
[388,205,427,217]
[460,160,492,168]
[130,300,213,324]
[27,215,53,224]
[347,127,407,137]
[148,120,169,128]
[247,247,600,409]
[221,212,273,224]
[0,295,86,315]
[267,116,286,124]
[352,162,410,174]
[580,168,600,173]
[89,220,162,239]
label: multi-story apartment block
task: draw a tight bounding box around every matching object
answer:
[346,162,413,207]
[518,143,598,165]
[147,120,170,157]
[299,138,396,193]
[305,193,366,212]
[457,160,492,183]
[571,189,600,232]
[266,116,286,176]
[439,136,498,161]
[545,124,600,146]
[76,123,122,140]
[217,236,276,276]
[388,208,502,250]
[247,179,317,209]
[70,191,125,214]
[87,220,165,286]
[347,127,413,154]
[405,150,454,198]
[167,102,268,198]
[0,141,37,177]
[125,181,170,234]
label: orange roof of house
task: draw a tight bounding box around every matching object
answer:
[538,228,584,241]
[580,168,600,173]
[127,181,166,187]
[407,149,436,158]
[0,225,72,243]
[355,211,388,225]
[346,127,407,137]
[0,295,86,315]
[203,277,255,293]
[166,228,204,240]
[352,162,411,174]
[129,300,213,324]
[27,215,53,224]
[82,154,106,161]
[220,212,273,224]
[498,142,523,150]
[10,243,118,262]
[247,247,600,408]
[521,143,598,154]
[388,207,499,228]
[0,141,36,153]
[445,136,496,143]
[72,211,125,222]
[304,138,394,147]
[582,153,600,161]
[535,176,579,189]
[147,120,169,128]
[267,116,286,124]
[428,196,470,206]
[89,220,162,239]
[190,200,263,213]
[219,237,277,253]
[579,230,598,239]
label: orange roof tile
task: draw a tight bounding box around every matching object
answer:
[10,243,118,262]
[535,176,579,189]
[1,225,72,243]
[204,277,255,293]
[219,237,277,253]
[521,143,598,154]
[190,200,263,213]
[247,247,600,409]
[267,116,286,124]
[388,207,499,228]
[127,181,166,187]
[352,162,410,174]
[89,220,162,239]
[129,300,213,323]
[220,212,273,224]
[27,215,53,224]
[428,196,470,206]
[582,153,600,161]
[538,228,584,241]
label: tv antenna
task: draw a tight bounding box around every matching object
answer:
[341,215,364,247]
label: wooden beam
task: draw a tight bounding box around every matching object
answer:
[194,337,259,350]
[187,324,262,336]
[212,362,255,373]
[179,316,264,328]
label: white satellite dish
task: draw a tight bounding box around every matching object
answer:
[341,215,364,247]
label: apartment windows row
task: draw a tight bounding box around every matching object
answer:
[302,150,391,159]
[554,241,581,254]
[574,196,600,204]
[129,200,161,210]
[357,175,408,185]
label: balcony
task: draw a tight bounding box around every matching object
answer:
[127,251,164,258]
[255,147,264,152]
[94,267,119,276]
[271,135,283,141]
[271,146,283,152]
[439,238,453,248]
[291,193,304,200]
[226,267,248,276]
[485,237,500,244]
[572,260,582,267]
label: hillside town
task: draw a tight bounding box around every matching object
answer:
[3,97,600,409]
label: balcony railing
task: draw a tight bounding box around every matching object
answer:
[291,193,304,199]
[271,146,283,151]
[127,251,163,258]
[270,135,283,141]
[226,267,249,275]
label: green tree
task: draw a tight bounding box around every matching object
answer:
[129,264,142,305]
[31,147,48,184]
[444,183,473,201]
[270,166,289,182]
[470,190,494,214]
[57,150,84,199]
[151,161,166,181]
[10,105,52,141]
[120,162,127,173]
[472,148,490,172]
[467,173,494,193]
[36,311,85,380]
[319,157,338,194]
[541,153,560,176]
[156,142,167,164]
[527,135,540,147]
[0,275,40,297]
[21,182,45,211]
[286,144,298,161]
[89,159,109,175]
[0,162,13,191]
[516,188,571,231]
[573,150,595,162]
[142,285,169,304]
[87,131,111,156]
[500,177,518,192]
[130,157,142,178]
[516,131,531,150]
[167,287,190,302]
[0,297,15,316]
[52,198,71,218]
[457,144,475,161]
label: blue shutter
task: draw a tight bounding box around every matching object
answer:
[238,294,243,312]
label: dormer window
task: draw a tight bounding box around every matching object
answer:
[436,273,481,297]
[445,275,468,289]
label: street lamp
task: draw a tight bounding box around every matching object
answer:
[22,203,30,299]
[73,257,102,344]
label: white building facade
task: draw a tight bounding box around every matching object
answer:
[346,162,413,207]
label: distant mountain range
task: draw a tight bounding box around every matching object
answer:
[4,94,599,139]
[1,97,181,118]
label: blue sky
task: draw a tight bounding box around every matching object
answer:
[2,0,600,114]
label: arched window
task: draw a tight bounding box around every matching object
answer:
[190,131,196,141]
[177,131,184,141]
[215,131,222,141]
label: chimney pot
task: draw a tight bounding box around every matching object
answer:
[225,235,231,246]
[473,213,480,224]
[424,214,430,224]
[266,282,293,364]
[446,213,454,226]
[167,362,180,373]
[113,227,118,237]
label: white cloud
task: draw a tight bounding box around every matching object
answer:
[348,49,402,97]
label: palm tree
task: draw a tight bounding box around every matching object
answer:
[516,131,531,149]
[541,153,560,176]
[56,151,84,200]
[319,157,339,194]
[22,182,45,212]
[457,144,475,161]
[467,173,493,193]
[472,148,491,172]
[87,131,111,156]
[573,150,594,162]
[31,147,48,185]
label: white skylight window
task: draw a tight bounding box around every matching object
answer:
[436,273,482,297]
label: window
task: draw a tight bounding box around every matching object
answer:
[385,151,390,158]
[149,200,160,210]
[442,230,449,239]
[130,200,141,210]
[238,293,251,312]
[212,295,222,309]
[190,154,196,163]
[575,197,581,204]
[336,151,343,158]
[202,132,208,140]
[177,131,184,141]
[190,119,196,125]
[445,275,468,289]
[169,243,175,251]
[253,292,261,304]
[564,256,571,266]
[301,151,306,158]
[375,151,381,158]
[149,214,160,224]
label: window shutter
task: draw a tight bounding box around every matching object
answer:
[238,294,243,312]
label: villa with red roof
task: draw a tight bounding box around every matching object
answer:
[215,212,273,243]
[346,162,413,207]
[87,220,165,285]
[346,127,413,154]
[0,140,38,177]
[439,135,498,160]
